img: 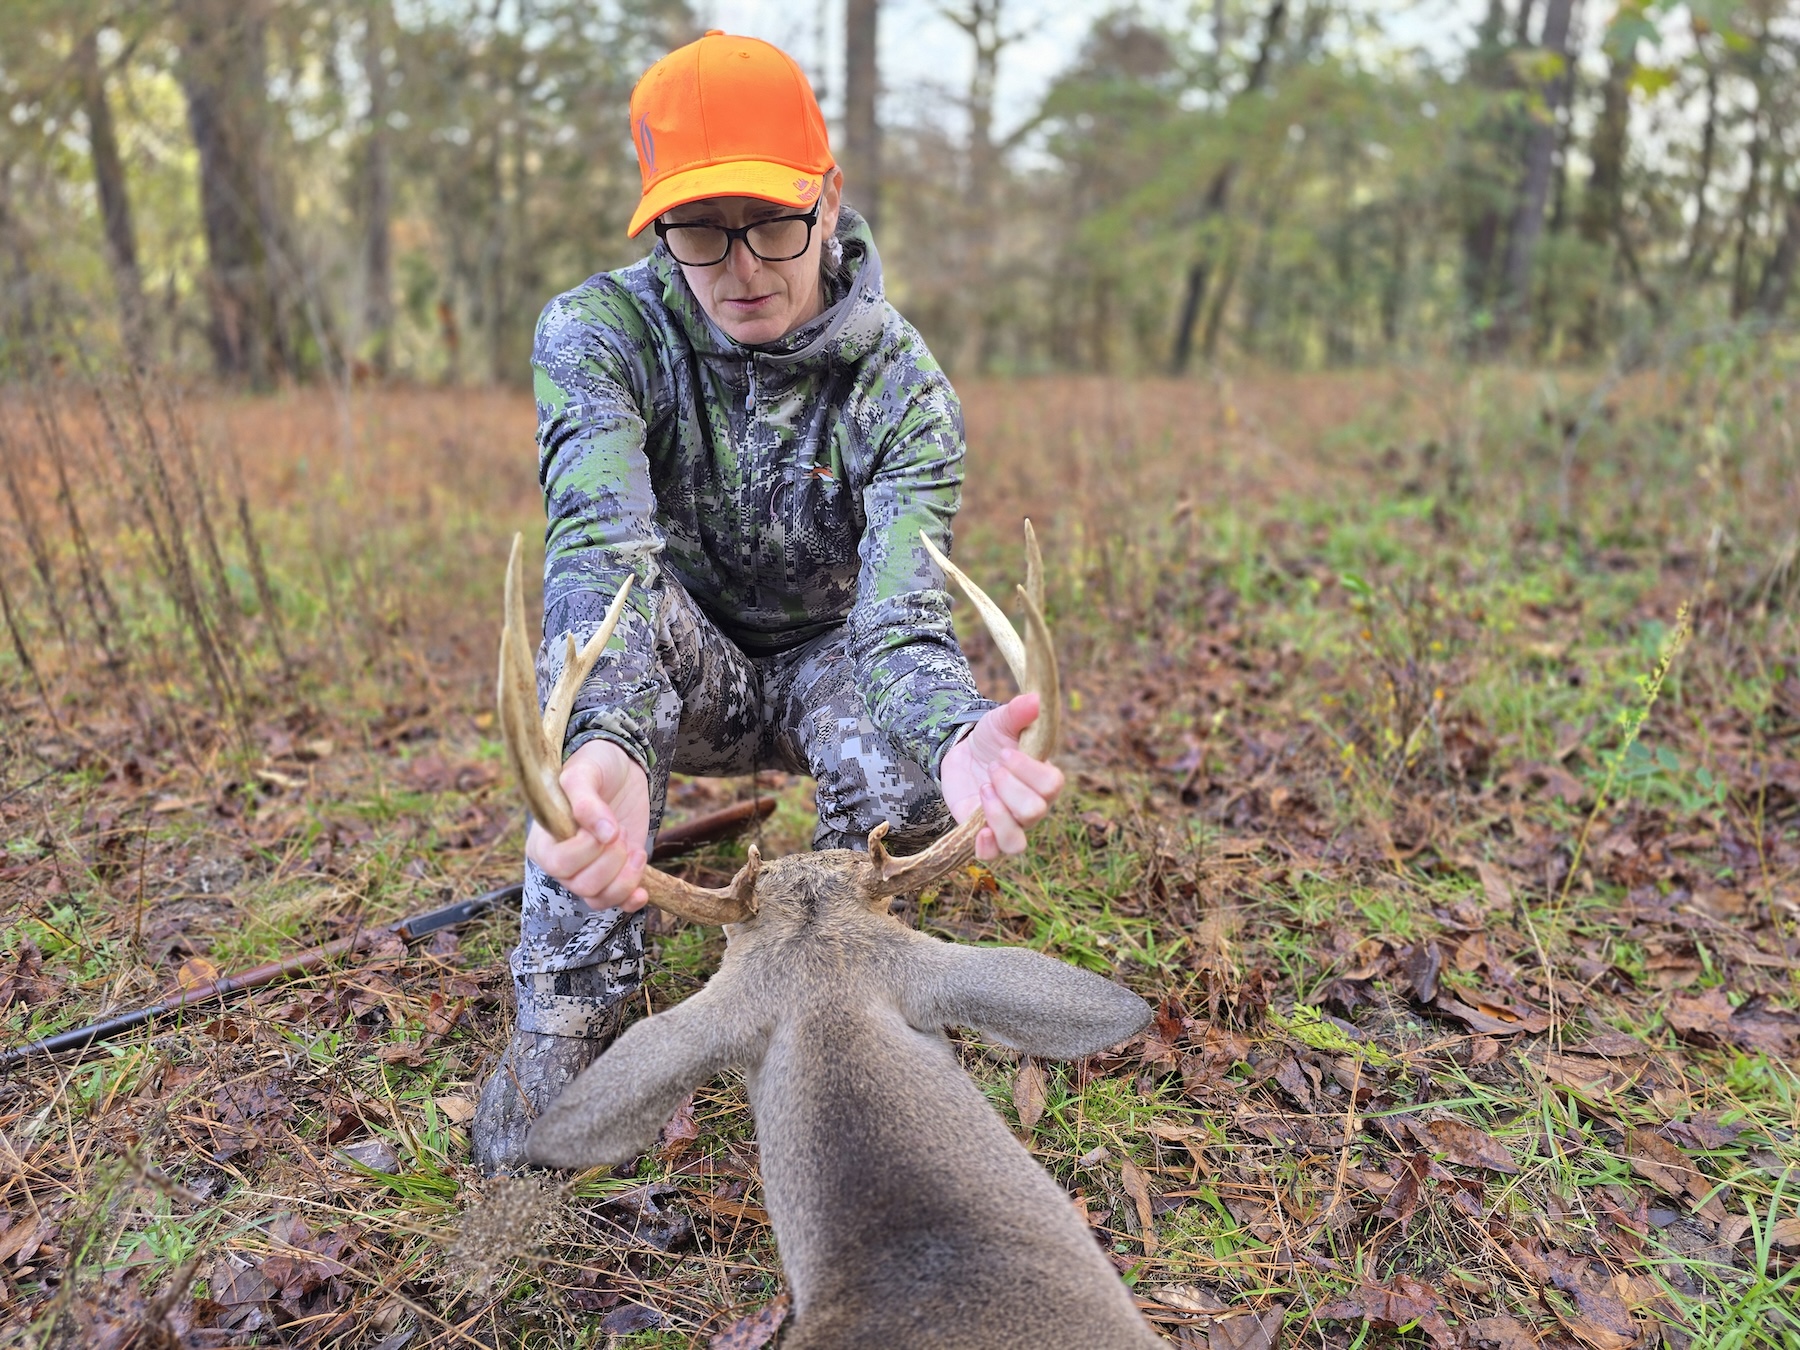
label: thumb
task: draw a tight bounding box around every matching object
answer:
[980,692,1040,749]
[563,765,619,845]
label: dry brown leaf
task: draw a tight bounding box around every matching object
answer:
[1012,1060,1047,1134]
[1465,1314,1541,1349]
[1624,1128,1726,1224]
[1120,1159,1156,1254]
[1209,1305,1284,1350]
[1432,992,1552,1036]
[433,1095,476,1124]
[1548,1251,1639,1350]
[1419,1117,1520,1174]
[1316,1275,1454,1348]
[708,1293,789,1349]
[1476,861,1514,911]
[176,956,220,991]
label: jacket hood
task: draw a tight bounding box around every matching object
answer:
[654,205,888,367]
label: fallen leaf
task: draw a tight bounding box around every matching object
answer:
[600,1304,663,1334]
[1575,1030,1649,1058]
[1148,1286,1229,1313]
[1465,1314,1541,1348]
[1475,861,1514,911]
[1547,1250,1639,1350]
[1624,1128,1726,1224]
[1432,992,1552,1036]
[1316,1275,1454,1349]
[1120,1159,1156,1254]
[176,956,221,991]
[1013,1060,1047,1134]
[709,1293,789,1349]
[686,1194,771,1226]
[1401,941,1443,1004]
[658,1093,700,1160]
[433,1095,476,1124]
[1417,1117,1519,1174]
[1667,988,1800,1057]
[1210,1304,1284,1350]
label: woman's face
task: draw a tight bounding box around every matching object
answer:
[663,168,843,345]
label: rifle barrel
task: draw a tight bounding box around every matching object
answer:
[2,797,773,1072]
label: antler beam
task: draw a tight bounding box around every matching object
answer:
[496,534,758,924]
[870,521,1059,896]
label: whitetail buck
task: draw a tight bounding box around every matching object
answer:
[496,525,1160,1349]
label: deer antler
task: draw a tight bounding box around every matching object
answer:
[869,521,1059,897]
[497,534,759,924]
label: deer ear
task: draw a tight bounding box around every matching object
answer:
[525,980,764,1169]
[907,944,1152,1061]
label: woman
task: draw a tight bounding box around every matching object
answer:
[475,30,1065,1173]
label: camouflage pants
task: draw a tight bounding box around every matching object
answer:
[510,575,961,1037]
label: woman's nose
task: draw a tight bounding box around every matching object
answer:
[726,237,760,281]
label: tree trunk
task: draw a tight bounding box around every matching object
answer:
[1578,45,1631,249]
[1730,109,1767,319]
[943,0,1012,372]
[74,29,147,363]
[361,0,394,376]
[1492,0,1573,352]
[843,0,880,233]
[1170,0,1285,373]
[1683,58,1718,274]
[177,0,292,386]
[1755,190,1800,319]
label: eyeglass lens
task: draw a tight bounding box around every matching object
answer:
[663,215,813,266]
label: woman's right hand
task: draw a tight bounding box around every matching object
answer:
[525,738,652,912]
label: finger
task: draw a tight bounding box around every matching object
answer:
[567,840,631,909]
[989,762,1049,830]
[620,885,651,914]
[564,779,619,847]
[610,849,649,909]
[1001,749,1064,798]
[528,825,603,880]
[975,824,998,862]
[980,782,1028,855]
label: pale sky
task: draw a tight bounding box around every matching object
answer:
[696,0,1493,147]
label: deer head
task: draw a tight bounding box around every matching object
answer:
[497,525,1159,1348]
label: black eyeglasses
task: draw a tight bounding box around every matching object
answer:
[654,203,821,266]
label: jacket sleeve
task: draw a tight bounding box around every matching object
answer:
[532,287,667,775]
[846,363,998,779]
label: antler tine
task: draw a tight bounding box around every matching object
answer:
[496,534,757,924]
[541,576,635,749]
[499,533,577,840]
[871,522,1060,896]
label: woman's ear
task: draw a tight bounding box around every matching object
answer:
[819,165,844,238]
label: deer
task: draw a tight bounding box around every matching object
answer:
[494,523,1162,1350]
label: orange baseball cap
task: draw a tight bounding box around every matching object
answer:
[626,30,834,238]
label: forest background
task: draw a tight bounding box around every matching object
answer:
[3,0,1798,384]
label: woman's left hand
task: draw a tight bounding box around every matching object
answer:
[939,692,1066,861]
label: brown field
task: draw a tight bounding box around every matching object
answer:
[1,364,1797,1348]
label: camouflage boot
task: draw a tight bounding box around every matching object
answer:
[472,974,626,1176]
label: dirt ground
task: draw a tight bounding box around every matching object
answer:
[1,359,1797,1347]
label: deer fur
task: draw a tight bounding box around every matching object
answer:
[526,848,1160,1349]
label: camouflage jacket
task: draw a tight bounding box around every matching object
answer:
[531,207,993,781]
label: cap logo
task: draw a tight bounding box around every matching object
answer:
[636,115,657,173]
[794,177,819,200]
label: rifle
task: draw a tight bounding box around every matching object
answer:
[0,797,775,1071]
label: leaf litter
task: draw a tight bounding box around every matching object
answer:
[2,377,1798,1344]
